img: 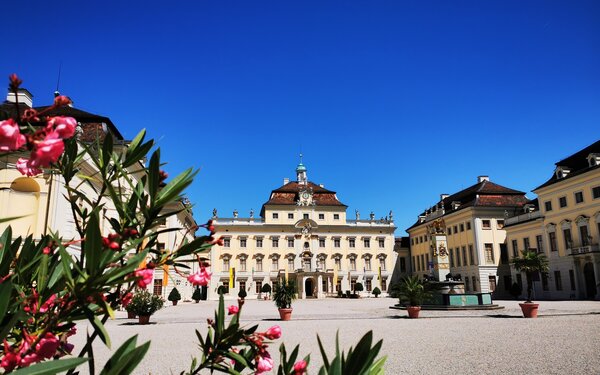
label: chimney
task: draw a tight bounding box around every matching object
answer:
[440,194,449,201]
[283,178,289,185]
[6,88,33,108]
[319,184,324,188]
[477,175,489,183]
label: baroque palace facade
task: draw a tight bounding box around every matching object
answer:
[407,176,528,296]
[209,162,398,300]
[504,140,600,300]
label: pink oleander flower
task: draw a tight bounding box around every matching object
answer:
[1,341,21,372]
[19,352,40,367]
[48,116,77,139]
[122,292,133,307]
[264,325,282,340]
[29,132,64,168]
[256,355,274,374]
[228,305,239,315]
[187,267,211,286]
[0,119,26,151]
[16,157,43,177]
[36,333,60,359]
[135,268,154,288]
[293,360,308,374]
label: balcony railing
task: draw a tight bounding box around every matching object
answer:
[569,244,600,255]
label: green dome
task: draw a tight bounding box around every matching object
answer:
[296,163,307,172]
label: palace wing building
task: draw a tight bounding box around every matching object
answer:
[209,162,397,299]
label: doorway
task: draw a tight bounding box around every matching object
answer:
[583,263,597,299]
[305,278,314,298]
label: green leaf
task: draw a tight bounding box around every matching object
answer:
[90,314,111,348]
[100,335,151,375]
[317,334,330,369]
[0,280,13,322]
[12,357,88,374]
[84,212,102,275]
[36,252,49,291]
[0,215,27,224]
[155,168,197,207]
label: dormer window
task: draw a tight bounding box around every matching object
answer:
[451,201,461,210]
[587,153,600,167]
[555,166,571,179]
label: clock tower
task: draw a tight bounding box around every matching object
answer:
[296,154,308,185]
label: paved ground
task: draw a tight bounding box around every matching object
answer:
[70,298,600,374]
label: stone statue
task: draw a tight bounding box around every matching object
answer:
[212,208,218,219]
[370,211,375,220]
[250,208,254,219]
[233,209,238,218]
[355,209,360,220]
[389,210,393,221]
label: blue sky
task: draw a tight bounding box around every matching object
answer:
[3,1,600,235]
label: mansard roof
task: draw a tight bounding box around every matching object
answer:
[407,179,528,230]
[261,181,346,213]
[534,139,600,190]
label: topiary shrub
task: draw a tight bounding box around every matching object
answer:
[372,287,381,298]
[261,283,272,294]
[192,287,202,303]
[354,282,364,292]
[218,285,229,295]
[238,288,247,300]
[168,287,181,302]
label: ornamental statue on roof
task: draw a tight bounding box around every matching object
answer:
[427,218,446,234]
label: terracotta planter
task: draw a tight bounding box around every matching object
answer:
[278,308,293,321]
[172,300,178,306]
[127,311,136,319]
[519,303,539,318]
[407,306,421,319]
[138,315,151,325]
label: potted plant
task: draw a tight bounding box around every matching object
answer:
[512,250,549,318]
[398,276,432,319]
[354,282,364,298]
[126,290,165,324]
[168,287,181,306]
[238,288,247,300]
[192,286,202,303]
[261,283,272,300]
[273,276,296,320]
[372,287,381,298]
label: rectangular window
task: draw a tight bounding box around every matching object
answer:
[460,223,464,232]
[488,276,497,292]
[472,276,477,292]
[378,239,385,248]
[523,237,530,251]
[223,258,230,272]
[544,201,553,212]
[255,281,262,294]
[319,213,325,220]
[447,227,452,235]
[541,273,549,291]
[303,213,309,219]
[400,257,406,273]
[381,278,387,291]
[380,258,386,271]
[512,239,518,258]
[559,196,567,208]
[288,213,294,219]
[574,191,584,204]
[425,254,429,269]
[466,222,471,230]
[335,258,341,271]
[484,243,494,263]
[579,225,590,246]
[554,270,562,291]
[256,238,263,248]
[363,239,370,248]
[322,278,328,293]
[240,238,247,248]
[288,258,294,270]
[593,186,600,199]
[273,213,279,219]
[456,248,461,267]
[256,259,263,272]
[239,281,246,293]
[153,279,162,296]
[365,258,372,271]
[349,238,355,248]
[536,235,544,253]
[469,244,475,265]
[334,239,341,248]
[365,278,372,292]
[224,238,231,247]
[350,258,356,271]
[350,278,357,291]
[319,238,325,247]
[288,238,294,248]
[549,232,557,252]
[482,220,491,229]
[563,229,572,249]
[412,256,417,271]
[272,239,279,248]
[449,249,454,268]
[240,258,247,272]
[453,225,458,234]
[272,258,279,271]
[497,220,505,229]
[333,214,340,220]
[569,270,576,291]
[462,246,467,267]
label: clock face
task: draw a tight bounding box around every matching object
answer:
[302,192,310,199]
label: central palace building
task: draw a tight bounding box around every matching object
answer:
[208,162,399,300]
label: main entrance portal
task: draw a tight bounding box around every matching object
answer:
[305,278,314,298]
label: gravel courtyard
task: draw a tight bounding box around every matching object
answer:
[71,298,600,374]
